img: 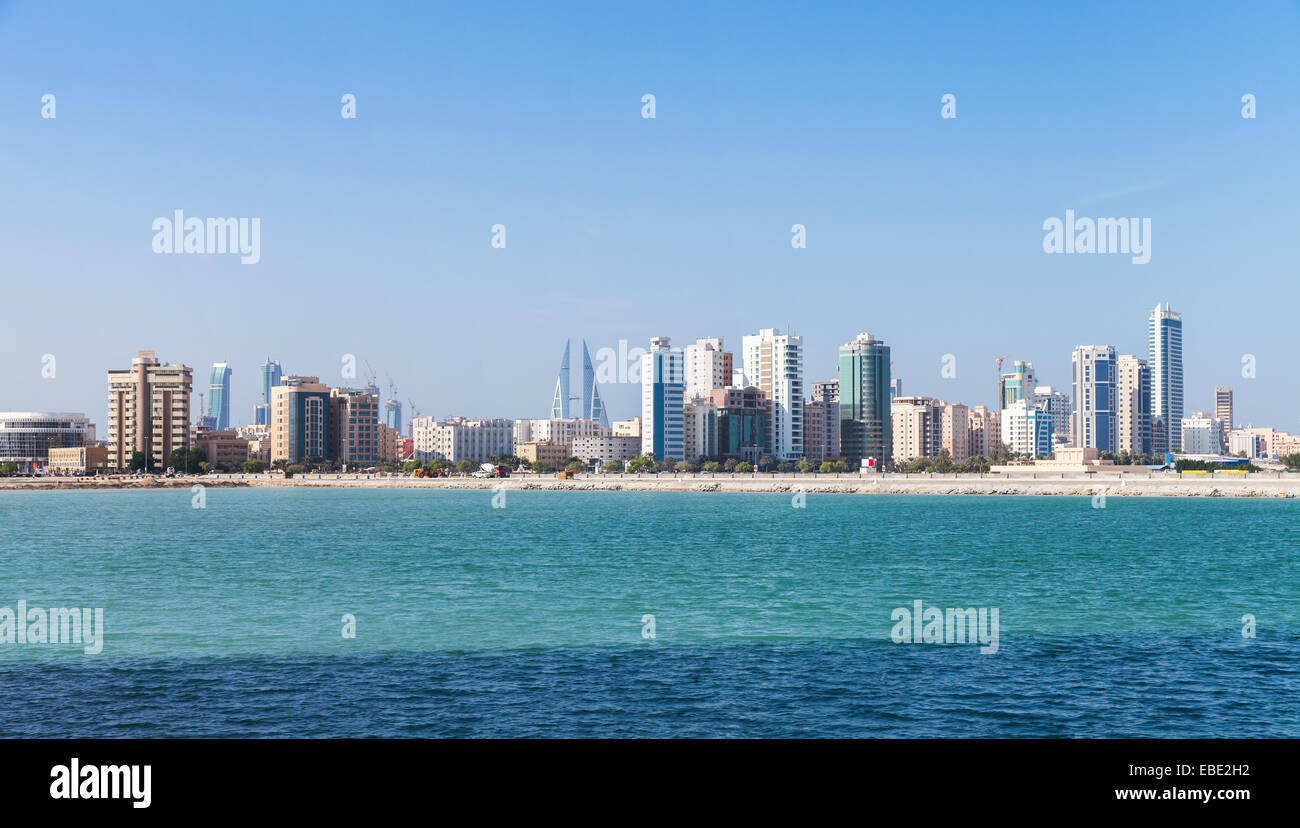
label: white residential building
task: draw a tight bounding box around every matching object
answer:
[412,416,514,463]
[741,327,804,460]
[572,435,643,465]
[513,417,608,447]
[641,337,685,461]
[1181,413,1225,455]
[683,338,733,402]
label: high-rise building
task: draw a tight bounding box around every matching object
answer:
[1032,386,1071,446]
[682,399,718,460]
[641,337,685,461]
[1071,345,1117,453]
[269,376,331,464]
[1213,387,1233,451]
[1116,355,1152,456]
[968,405,1000,458]
[256,358,283,426]
[1149,303,1183,453]
[741,328,804,460]
[889,378,903,402]
[106,351,193,470]
[1181,413,1225,455]
[1001,398,1054,458]
[891,396,944,463]
[941,402,970,462]
[550,341,571,419]
[709,386,768,464]
[838,333,891,465]
[208,362,232,431]
[812,380,839,403]
[580,340,609,428]
[804,380,841,460]
[330,388,382,464]
[1000,360,1037,409]
[550,340,608,428]
[384,398,403,436]
[684,337,733,402]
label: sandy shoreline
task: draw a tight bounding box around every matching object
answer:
[1,472,1297,498]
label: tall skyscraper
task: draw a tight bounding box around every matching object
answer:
[106,351,193,469]
[741,328,804,460]
[384,398,403,436]
[208,362,232,430]
[1032,385,1071,446]
[1116,355,1152,455]
[1213,387,1233,448]
[1000,360,1037,409]
[256,358,283,426]
[641,337,684,461]
[547,340,608,428]
[684,337,733,402]
[269,376,331,464]
[1071,345,1117,453]
[1149,303,1183,454]
[838,333,891,465]
[581,340,609,429]
[550,342,571,419]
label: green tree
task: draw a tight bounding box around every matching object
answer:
[243,459,267,473]
[758,455,775,472]
[1282,454,1300,470]
[831,460,849,473]
[565,459,585,472]
[601,460,623,473]
[128,451,154,472]
[735,461,753,473]
[531,460,548,473]
[819,461,834,474]
[455,459,474,473]
[723,458,738,472]
[796,460,814,473]
[702,461,721,473]
[0,462,18,476]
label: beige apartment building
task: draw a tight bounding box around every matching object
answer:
[515,441,571,469]
[194,429,252,470]
[968,405,1000,458]
[611,417,642,438]
[106,351,193,469]
[891,396,943,463]
[269,376,331,464]
[330,388,381,463]
[941,402,969,462]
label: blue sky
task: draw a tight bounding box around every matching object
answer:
[1,1,1297,429]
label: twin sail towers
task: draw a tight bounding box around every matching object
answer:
[550,340,609,428]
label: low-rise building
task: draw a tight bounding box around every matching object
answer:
[412,416,514,463]
[572,435,642,465]
[195,429,252,470]
[1181,413,1225,456]
[515,441,572,469]
[46,445,110,474]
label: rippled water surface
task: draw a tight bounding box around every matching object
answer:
[1,489,1296,736]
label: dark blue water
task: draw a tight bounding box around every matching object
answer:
[2,490,1297,737]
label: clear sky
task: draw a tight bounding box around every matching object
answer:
[2,1,1297,429]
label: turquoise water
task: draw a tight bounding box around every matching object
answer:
[1,489,1297,736]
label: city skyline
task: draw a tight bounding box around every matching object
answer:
[3,3,1297,430]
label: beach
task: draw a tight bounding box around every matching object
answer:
[2,470,1297,497]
